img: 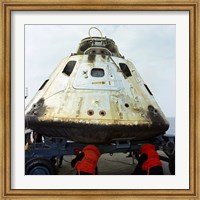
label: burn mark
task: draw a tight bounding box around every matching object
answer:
[76,97,83,117]
[24,119,169,144]
[148,105,167,127]
[101,50,106,59]
[79,42,90,52]
[88,52,96,62]
[27,98,46,117]
[105,43,116,54]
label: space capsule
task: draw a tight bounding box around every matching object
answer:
[25,27,169,144]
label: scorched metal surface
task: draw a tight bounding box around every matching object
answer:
[25,28,169,143]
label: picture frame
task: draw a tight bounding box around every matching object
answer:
[0,0,199,199]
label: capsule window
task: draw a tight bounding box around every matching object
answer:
[91,68,105,77]
[62,61,76,76]
[38,79,49,91]
[119,63,132,78]
[144,84,153,96]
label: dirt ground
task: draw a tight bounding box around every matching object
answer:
[56,151,171,175]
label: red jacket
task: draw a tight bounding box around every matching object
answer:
[141,144,162,173]
[75,145,101,175]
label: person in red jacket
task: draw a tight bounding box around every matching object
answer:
[132,144,163,175]
[71,145,101,175]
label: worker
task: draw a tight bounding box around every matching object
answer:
[132,144,163,175]
[71,145,101,175]
[58,156,63,168]
[33,132,43,143]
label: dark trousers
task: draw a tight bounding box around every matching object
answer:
[148,166,163,175]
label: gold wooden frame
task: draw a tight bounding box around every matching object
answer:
[0,0,199,199]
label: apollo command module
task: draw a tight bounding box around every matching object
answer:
[25,27,169,144]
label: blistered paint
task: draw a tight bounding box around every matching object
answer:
[25,32,169,143]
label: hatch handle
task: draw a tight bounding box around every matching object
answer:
[88,27,103,40]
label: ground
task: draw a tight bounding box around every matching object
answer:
[56,151,171,175]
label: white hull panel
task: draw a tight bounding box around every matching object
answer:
[25,34,169,143]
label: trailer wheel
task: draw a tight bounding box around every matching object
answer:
[25,157,55,175]
[169,156,175,175]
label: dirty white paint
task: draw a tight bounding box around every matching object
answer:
[25,32,169,142]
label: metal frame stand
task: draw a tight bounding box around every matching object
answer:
[25,131,175,175]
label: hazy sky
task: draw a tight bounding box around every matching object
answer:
[25,25,176,117]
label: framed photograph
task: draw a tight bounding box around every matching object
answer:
[0,0,199,199]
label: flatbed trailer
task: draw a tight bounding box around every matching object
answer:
[25,130,175,175]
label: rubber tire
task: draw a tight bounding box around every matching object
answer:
[25,157,55,175]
